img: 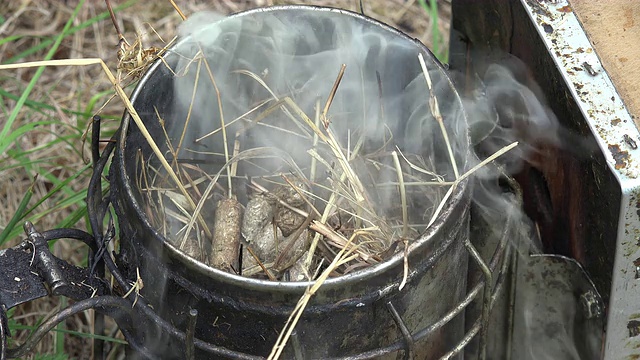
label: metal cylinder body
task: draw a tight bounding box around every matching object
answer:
[111,6,471,359]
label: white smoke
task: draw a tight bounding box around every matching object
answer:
[165,8,467,237]
[462,56,596,358]
[159,7,590,359]
[170,8,466,159]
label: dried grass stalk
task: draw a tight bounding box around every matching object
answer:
[268,224,364,360]
[418,53,459,180]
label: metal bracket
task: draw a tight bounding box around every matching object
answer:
[0,222,109,312]
[0,246,48,311]
[386,301,416,360]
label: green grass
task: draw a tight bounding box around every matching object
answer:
[0,1,87,147]
[5,307,126,358]
[0,0,137,65]
[418,0,448,63]
[0,0,127,247]
[0,0,136,357]
[0,1,90,357]
[10,324,127,345]
[0,88,120,120]
[0,176,35,244]
[0,0,131,246]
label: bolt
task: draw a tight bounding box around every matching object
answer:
[634,257,640,279]
[629,320,640,337]
[580,290,602,319]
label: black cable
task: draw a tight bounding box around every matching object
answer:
[87,124,117,360]
[6,296,137,359]
[41,228,98,253]
[87,133,116,275]
[92,115,101,168]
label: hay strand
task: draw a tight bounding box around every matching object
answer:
[418,53,459,180]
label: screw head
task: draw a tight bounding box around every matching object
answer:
[580,290,602,319]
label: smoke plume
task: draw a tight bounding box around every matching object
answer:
[167,7,468,238]
[156,6,588,359]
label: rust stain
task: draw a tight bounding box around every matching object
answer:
[557,5,572,13]
[624,6,635,29]
[629,319,640,337]
[609,144,630,169]
[612,118,622,126]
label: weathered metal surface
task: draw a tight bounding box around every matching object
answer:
[451,0,640,358]
[515,1,640,358]
[0,247,48,311]
[464,189,519,360]
[511,254,604,360]
[0,224,110,312]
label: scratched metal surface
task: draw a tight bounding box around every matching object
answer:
[511,254,604,360]
[518,0,640,358]
[450,0,640,358]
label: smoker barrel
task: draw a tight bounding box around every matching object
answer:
[111,6,471,359]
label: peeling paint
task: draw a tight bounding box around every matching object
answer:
[610,144,631,169]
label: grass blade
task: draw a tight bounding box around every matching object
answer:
[417,0,445,62]
[23,163,93,216]
[0,88,100,118]
[0,0,87,149]
[0,176,35,245]
[0,121,61,155]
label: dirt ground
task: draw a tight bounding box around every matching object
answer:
[0,1,450,358]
